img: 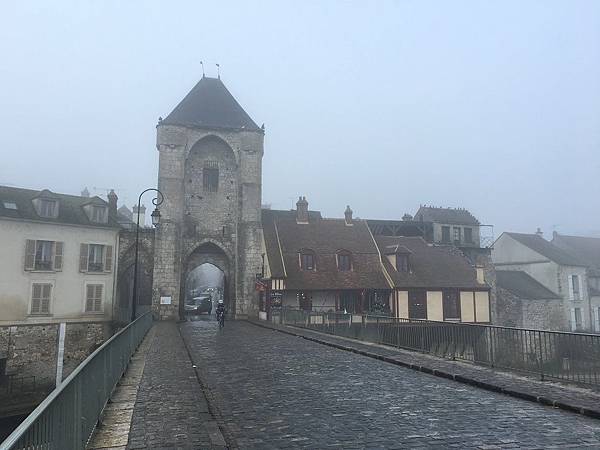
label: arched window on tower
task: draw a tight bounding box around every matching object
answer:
[336,250,352,271]
[299,249,316,271]
[203,161,219,192]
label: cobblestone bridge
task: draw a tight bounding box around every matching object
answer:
[105,319,600,449]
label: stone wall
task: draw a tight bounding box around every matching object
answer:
[495,286,567,331]
[0,321,112,396]
[153,125,264,320]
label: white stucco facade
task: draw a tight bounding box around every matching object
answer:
[0,218,119,325]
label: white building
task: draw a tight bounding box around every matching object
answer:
[0,186,120,325]
[493,231,592,332]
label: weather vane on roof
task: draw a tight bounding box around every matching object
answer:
[200,61,205,77]
[216,63,220,79]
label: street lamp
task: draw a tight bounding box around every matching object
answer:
[131,188,164,321]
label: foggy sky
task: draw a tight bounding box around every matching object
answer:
[1,1,599,237]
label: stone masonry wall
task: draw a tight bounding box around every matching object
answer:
[0,321,112,396]
[153,125,264,319]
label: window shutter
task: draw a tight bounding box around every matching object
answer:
[25,240,36,270]
[104,245,113,272]
[570,308,576,331]
[581,307,586,329]
[568,276,574,301]
[79,244,89,272]
[41,284,51,313]
[86,284,94,311]
[94,285,103,312]
[31,284,41,314]
[53,242,63,271]
[596,308,600,333]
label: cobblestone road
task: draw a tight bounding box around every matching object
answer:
[181,319,600,449]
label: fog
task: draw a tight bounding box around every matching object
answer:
[1,1,598,237]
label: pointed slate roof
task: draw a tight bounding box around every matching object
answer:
[161,77,261,131]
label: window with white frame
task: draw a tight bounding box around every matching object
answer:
[80,244,113,273]
[572,307,583,331]
[85,284,103,313]
[24,240,63,271]
[572,275,581,301]
[31,283,52,315]
[39,199,58,218]
[453,227,461,243]
[90,205,107,223]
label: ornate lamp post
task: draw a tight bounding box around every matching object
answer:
[131,188,164,321]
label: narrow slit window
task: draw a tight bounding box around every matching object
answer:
[203,161,219,192]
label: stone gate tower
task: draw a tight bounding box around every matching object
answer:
[152,76,264,319]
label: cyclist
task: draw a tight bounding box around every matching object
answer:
[216,299,226,328]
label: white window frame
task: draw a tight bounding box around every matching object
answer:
[83,282,105,314]
[88,244,105,272]
[29,281,54,316]
[90,205,107,223]
[39,199,58,218]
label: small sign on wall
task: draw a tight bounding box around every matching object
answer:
[160,296,172,305]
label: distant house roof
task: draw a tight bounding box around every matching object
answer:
[375,236,483,289]
[414,206,480,226]
[504,232,585,267]
[0,185,119,228]
[161,77,261,131]
[552,233,600,275]
[496,271,560,300]
[261,209,390,290]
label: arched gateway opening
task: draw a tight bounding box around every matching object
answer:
[180,242,233,319]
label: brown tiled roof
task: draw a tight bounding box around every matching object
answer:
[0,185,120,228]
[414,206,480,226]
[261,209,390,290]
[376,236,483,289]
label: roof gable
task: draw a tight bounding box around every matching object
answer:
[161,77,261,131]
[505,232,585,267]
[261,209,389,290]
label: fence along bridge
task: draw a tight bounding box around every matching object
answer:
[1,311,600,449]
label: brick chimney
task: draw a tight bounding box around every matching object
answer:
[344,205,353,226]
[296,196,308,224]
[107,189,118,219]
[535,227,543,238]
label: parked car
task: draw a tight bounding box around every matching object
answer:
[184,294,212,314]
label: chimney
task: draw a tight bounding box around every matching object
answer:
[296,196,308,224]
[81,187,90,198]
[535,227,543,238]
[344,205,353,225]
[107,189,118,219]
[402,213,413,221]
[133,204,147,227]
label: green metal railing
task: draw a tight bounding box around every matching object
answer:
[273,308,600,386]
[0,312,153,450]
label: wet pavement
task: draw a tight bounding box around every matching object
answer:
[180,319,600,449]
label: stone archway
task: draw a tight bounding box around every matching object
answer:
[179,242,234,319]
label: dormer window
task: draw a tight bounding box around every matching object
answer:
[39,199,58,218]
[337,251,352,271]
[90,205,107,223]
[300,250,316,271]
[396,253,409,272]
